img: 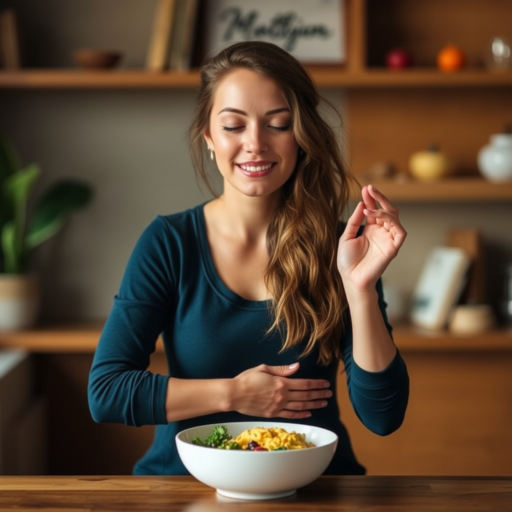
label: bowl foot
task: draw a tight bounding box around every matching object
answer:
[216,489,296,500]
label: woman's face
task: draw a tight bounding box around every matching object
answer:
[205,68,299,201]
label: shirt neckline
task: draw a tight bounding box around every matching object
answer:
[195,202,270,311]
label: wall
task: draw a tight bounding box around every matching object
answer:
[1,0,511,324]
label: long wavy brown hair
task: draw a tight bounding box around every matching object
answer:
[188,41,357,365]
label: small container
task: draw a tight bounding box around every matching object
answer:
[73,49,122,70]
[449,304,495,334]
[486,37,512,71]
[478,126,512,182]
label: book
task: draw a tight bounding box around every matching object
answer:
[168,0,186,70]
[446,228,486,304]
[179,0,199,70]
[145,0,177,71]
[410,246,471,330]
[0,9,21,69]
[169,0,200,70]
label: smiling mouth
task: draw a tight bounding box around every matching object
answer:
[238,163,275,172]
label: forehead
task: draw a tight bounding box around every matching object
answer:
[212,68,288,113]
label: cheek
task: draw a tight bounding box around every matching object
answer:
[213,133,237,157]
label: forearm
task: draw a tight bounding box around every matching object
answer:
[164,377,232,422]
[345,287,396,372]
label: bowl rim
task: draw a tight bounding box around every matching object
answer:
[175,420,338,451]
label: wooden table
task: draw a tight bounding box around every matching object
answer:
[1,476,511,511]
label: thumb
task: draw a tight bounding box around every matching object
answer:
[264,362,300,376]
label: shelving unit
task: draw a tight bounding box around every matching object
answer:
[1,0,511,477]
[1,69,512,89]
[1,323,511,353]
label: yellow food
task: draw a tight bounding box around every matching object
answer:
[233,426,315,450]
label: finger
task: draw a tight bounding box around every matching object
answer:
[286,379,331,391]
[364,209,407,246]
[261,362,300,376]
[340,201,365,242]
[362,184,379,211]
[363,208,398,224]
[285,399,329,411]
[288,389,333,402]
[363,208,406,235]
[367,185,398,216]
[278,410,312,420]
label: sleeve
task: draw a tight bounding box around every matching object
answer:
[87,216,176,427]
[341,278,410,436]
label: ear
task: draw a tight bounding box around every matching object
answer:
[203,131,213,150]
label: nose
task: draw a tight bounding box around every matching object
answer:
[244,125,267,155]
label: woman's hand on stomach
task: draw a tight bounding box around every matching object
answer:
[228,362,332,419]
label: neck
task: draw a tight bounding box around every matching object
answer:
[213,191,280,245]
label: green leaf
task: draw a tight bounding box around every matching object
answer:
[25,180,93,250]
[0,136,21,184]
[2,164,40,262]
[2,163,40,203]
[1,221,19,273]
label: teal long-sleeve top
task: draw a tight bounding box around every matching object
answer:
[88,203,409,475]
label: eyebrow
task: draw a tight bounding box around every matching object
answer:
[217,107,290,116]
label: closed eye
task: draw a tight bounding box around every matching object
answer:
[222,126,243,132]
[222,125,291,133]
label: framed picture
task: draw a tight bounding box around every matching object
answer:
[202,0,346,65]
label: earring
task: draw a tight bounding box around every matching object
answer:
[208,147,215,161]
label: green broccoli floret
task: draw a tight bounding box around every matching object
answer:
[192,437,205,446]
[273,447,288,451]
[204,425,232,448]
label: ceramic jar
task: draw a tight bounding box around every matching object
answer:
[477,133,512,181]
[0,274,40,330]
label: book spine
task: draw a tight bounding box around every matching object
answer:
[168,0,186,70]
[146,0,177,71]
[178,0,199,70]
[0,9,21,69]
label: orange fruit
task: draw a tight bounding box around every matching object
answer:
[437,45,466,72]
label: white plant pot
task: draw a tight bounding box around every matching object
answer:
[477,133,512,182]
[0,274,40,331]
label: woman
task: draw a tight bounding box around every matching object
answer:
[88,41,409,475]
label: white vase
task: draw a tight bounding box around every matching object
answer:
[477,133,512,181]
[0,274,40,331]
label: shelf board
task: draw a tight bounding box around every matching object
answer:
[350,178,512,202]
[393,325,512,351]
[1,69,512,89]
[1,322,511,353]
[0,70,201,89]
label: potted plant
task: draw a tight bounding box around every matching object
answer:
[0,135,94,330]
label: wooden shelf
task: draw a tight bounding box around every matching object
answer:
[350,178,512,202]
[1,69,512,89]
[1,322,511,353]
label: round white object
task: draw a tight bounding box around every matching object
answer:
[176,421,338,500]
[477,134,512,181]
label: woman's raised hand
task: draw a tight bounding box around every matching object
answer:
[337,184,407,295]
[230,363,332,419]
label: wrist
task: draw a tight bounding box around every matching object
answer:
[343,284,378,306]
[220,378,236,413]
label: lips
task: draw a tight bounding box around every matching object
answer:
[236,161,276,178]
[237,161,275,172]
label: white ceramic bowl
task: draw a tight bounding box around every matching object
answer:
[176,421,338,500]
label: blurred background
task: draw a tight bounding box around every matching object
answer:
[0,0,511,477]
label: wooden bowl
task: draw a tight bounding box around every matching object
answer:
[73,49,122,70]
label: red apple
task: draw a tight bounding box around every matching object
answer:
[386,48,414,70]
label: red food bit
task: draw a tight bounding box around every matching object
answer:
[253,446,268,451]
